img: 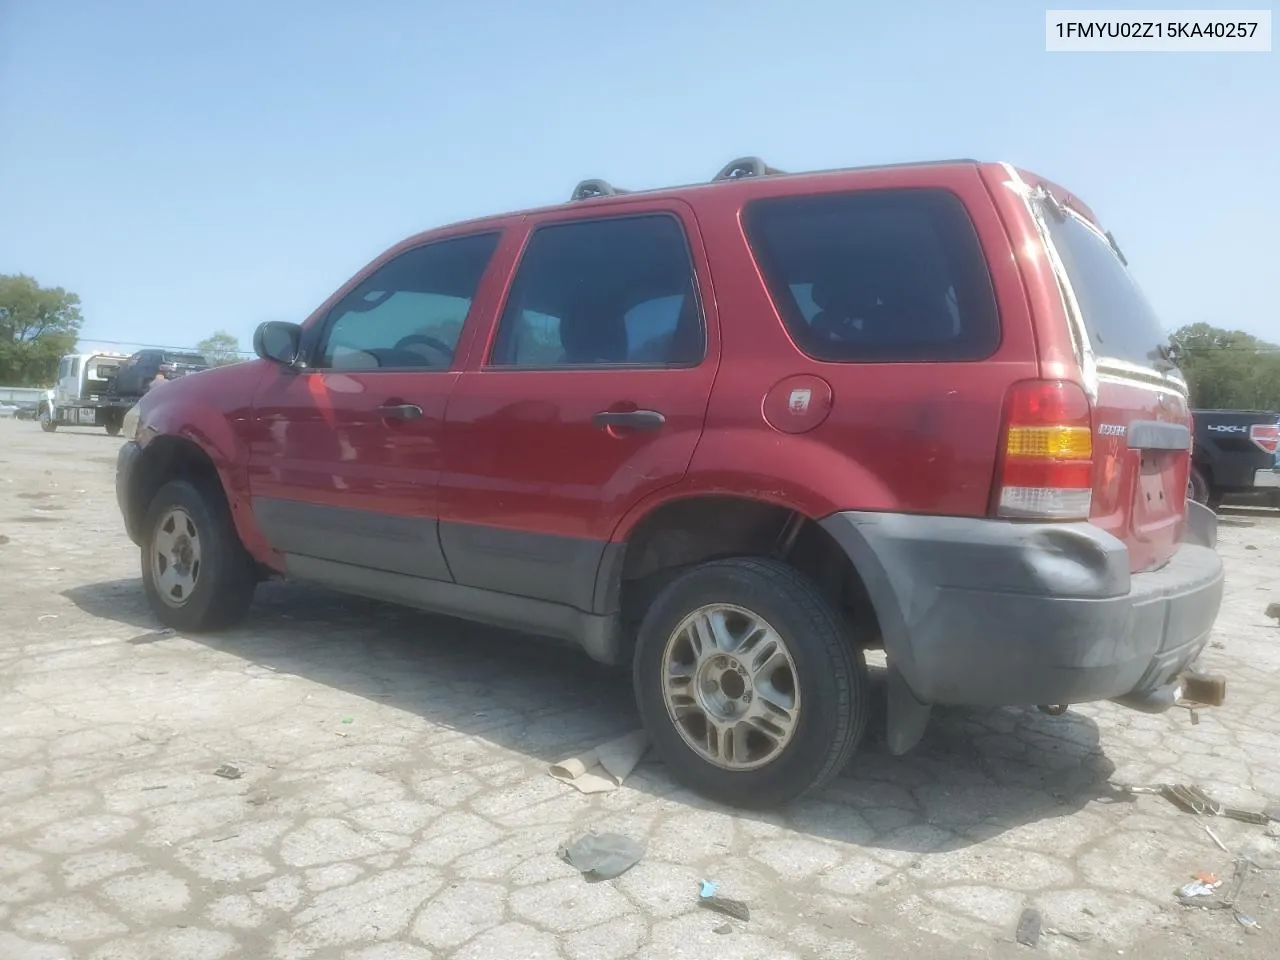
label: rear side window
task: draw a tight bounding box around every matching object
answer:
[490,214,704,368]
[1043,211,1173,373]
[744,189,1000,363]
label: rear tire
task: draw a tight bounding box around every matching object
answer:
[141,479,257,631]
[633,557,868,809]
[105,422,122,437]
[1187,465,1210,505]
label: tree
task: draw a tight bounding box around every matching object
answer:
[196,330,243,367]
[1172,323,1280,411]
[0,274,84,386]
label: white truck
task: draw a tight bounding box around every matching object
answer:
[38,352,137,436]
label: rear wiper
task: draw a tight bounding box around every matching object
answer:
[1157,341,1183,370]
[1105,230,1129,265]
[1032,186,1067,223]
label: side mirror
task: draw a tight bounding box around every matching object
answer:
[254,321,304,369]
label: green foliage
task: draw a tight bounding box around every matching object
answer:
[1172,323,1280,411]
[0,274,84,386]
[195,330,243,366]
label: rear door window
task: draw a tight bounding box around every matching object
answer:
[489,214,704,368]
[743,189,999,363]
[1042,210,1174,374]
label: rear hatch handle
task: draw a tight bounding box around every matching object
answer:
[1127,420,1190,451]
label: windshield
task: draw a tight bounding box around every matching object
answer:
[1044,209,1175,375]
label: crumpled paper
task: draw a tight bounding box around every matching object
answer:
[549,730,650,794]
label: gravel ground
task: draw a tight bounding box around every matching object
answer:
[2,419,1279,959]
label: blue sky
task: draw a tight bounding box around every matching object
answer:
[1,1,1276,355]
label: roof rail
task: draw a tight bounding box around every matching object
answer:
[570,179,631,201]
[712,156,784,181]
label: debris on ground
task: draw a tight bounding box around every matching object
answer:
[1266,602,1280,621]
[1178,857,1255,910]
[341,717,354,724]
[1205,824,1229,852]
[1194,870,1220,884]
[714,923,733,935]
[549,730,650,795]
[558,832,645,881]
[697,880,751,921]
[1015,907,1042,947]
[1234,911,1260,931]
[213,763,243,780]
[1178,879,1221,900]
[1125,783,1275,829]
[1046,927,1094,943]
[699,895,751,922]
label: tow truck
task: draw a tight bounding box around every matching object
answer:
[38,352,136,436]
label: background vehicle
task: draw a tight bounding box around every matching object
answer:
[111,349,209,398]
[1189,409,1279,509]
[38,352,136,435]
[116,157,1224,808]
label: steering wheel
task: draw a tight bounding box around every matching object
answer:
[394,334,455,361]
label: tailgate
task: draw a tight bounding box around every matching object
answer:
[1091,382,1191,572]
[1035,193,1190,573]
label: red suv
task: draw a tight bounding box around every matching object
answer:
[116,157,1225,807]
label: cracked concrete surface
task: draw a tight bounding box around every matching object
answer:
[1,420,1278,959]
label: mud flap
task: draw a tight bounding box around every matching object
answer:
[887,665,932,755]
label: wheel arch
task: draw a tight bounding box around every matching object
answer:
[125,432,273,564]
[607,492,884,653]
[126,436,226,539]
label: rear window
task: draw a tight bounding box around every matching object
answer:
[743,189,1000,363]
[1043,210,1173,373]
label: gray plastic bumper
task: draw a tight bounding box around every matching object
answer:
[116,440,142,544]
[819,502,1224,710]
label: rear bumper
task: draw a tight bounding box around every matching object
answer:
[1254,468,1280,490]
[819,502,1224,710]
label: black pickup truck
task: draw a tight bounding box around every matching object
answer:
[1190,409,1280,509]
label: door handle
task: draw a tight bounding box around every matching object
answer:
[377,402,424,420]
[592,409,666,431]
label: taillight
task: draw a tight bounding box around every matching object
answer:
[1250,421,1279,455]
[996,380,1093,520]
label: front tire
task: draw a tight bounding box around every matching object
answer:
[633,557,868,808]
[141,479,257,631]
[39,406,57,432]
